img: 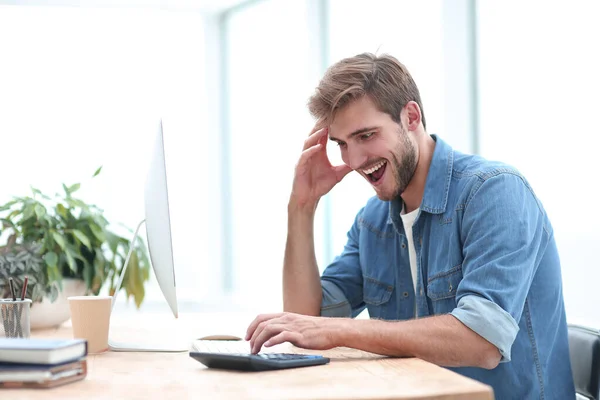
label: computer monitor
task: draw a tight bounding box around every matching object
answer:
[108,119,186,352]
[144,119,178,319]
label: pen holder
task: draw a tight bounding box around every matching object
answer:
[0,299,32,339]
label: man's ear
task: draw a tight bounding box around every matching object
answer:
[402,101,422,132]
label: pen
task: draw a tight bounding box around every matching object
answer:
[21,276,28,301]
[8,278,16,301]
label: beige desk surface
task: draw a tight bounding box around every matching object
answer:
[5,312,494,400]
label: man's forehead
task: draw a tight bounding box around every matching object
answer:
[328,97,383,139]
[328,113,358,140]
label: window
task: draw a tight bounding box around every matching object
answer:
[225,0,322,307]
[477,1,600,324]
[327,0,445,261]
[0,5,209,307]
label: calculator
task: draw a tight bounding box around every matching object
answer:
[189,352,330,371]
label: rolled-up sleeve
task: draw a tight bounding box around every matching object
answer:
[452,295,519,361]
[320,209,365,318]
[321,280,352,317]
[453,171,550,362]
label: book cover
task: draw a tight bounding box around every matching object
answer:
[0,338,87,365]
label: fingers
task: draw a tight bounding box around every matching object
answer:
[302,127,328,151]
[250,323,286,354]
[334,164,353,182]
[310,119,327,135]
[249,314,287,353]
[245,313,285,341]
[264,331,302,348]
[309,124,322,135]
[300,143,323,161]
[295,143,324,174]
[249,319,270,351]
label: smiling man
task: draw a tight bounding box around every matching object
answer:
[245,53,575,399]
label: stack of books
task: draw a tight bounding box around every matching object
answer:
[0,338,88,389]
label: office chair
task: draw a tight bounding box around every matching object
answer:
[568,324,600,400]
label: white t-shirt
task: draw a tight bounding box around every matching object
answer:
[400,206,419,316]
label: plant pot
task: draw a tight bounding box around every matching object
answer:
[29,278,87,330]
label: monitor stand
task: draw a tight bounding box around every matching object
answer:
[107,219,188,352]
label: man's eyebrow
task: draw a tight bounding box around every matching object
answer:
[329,126,379,142]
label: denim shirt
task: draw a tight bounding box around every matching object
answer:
[320,135,575,400]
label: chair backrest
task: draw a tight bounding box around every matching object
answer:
[568,324,600,400]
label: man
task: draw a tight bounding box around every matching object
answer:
[245,53,575,399]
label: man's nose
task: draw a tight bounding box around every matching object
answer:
[344,146,367,171]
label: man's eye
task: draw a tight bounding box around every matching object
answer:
[361,132,374,140]
[335,141,347,148]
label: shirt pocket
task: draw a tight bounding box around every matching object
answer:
[363,276,394,319]
[426,264,463,315]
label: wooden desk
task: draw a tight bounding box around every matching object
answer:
[5,312,494,400]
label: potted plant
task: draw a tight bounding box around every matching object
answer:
[0,167,150,329]
[0,243,54,302]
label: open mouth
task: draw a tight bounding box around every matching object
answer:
[363,160,387,185]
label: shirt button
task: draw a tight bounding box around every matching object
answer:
[401,243,406,249]
[420,289,424,296]
[403,291,409,297]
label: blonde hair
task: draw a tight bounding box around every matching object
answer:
[308,53,426,129]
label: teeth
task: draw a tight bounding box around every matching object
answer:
[362,160,386,175]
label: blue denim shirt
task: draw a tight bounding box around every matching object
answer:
[320,135,575,399]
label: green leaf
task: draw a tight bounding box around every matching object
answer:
[72,229,91,249]
[44,215,53,226]
[135,238,151,280]
[7,209,21,219]
[56,203,68,218]
[106,231,120,256]
[62,183,70,197]
[32,284,43,302]
[0,218,16,229]
[90,224,106,242]
[68,183,81,194]
[47,263,61,282]
[93,249,106,280]
[93,166,102,177]
[70,250,86,263]
[66,198,87,210]
[22,204,35,220]
[91,275,103,294]
[126,251,145,308]
[83,262,93,289]
[43,251,58,267]
[34,204,46,218]
[65,251,77,272]
[49,286,59,303]
[51,231,67,250]
[0,199,17,211]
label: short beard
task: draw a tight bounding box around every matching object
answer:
[390,127,417,199]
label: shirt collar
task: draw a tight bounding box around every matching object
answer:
[388,134,454,224]
[420,135,453,215]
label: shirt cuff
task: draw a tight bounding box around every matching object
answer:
[320,280,352,318]
[451,295,519,362]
